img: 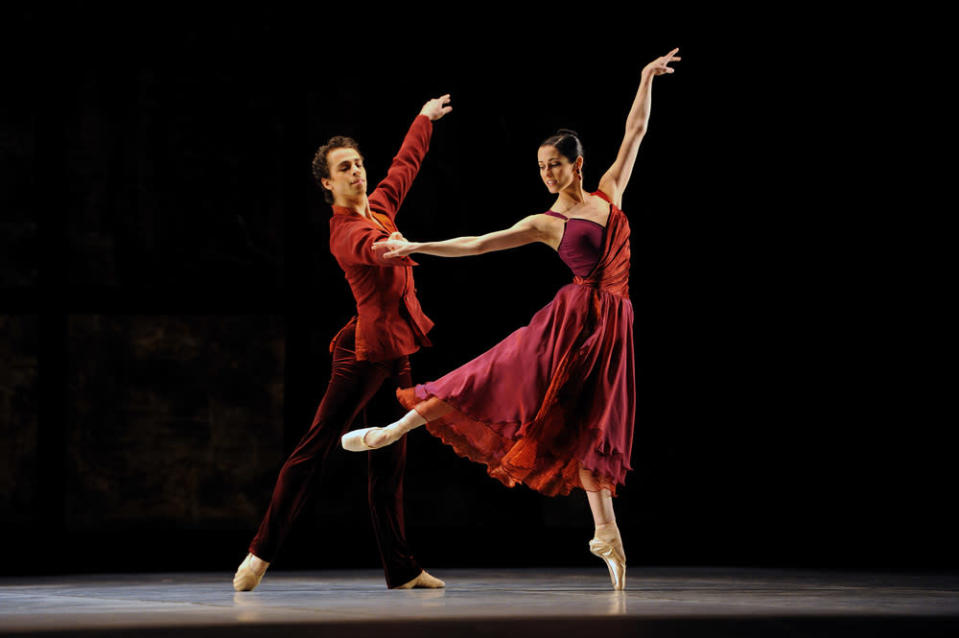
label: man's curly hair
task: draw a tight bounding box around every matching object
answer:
[312,136,361,204]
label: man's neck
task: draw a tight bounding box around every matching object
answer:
[334,194,370,216]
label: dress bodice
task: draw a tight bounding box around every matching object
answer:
[544,191,630,298]
[543,212,606,277]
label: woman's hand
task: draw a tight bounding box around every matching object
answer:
[420,94,453,121]
[642,48,681,78]
[373,232,417,259]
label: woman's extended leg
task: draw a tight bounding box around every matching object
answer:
[581,467,626,590]
[342,397,451,451]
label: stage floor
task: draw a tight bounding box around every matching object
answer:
[2,567,958,637]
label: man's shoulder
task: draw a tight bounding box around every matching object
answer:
[329,212,364,230]
[367,188,392,216]
[328,214,366,250]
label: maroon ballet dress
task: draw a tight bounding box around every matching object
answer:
[398,190,635,496]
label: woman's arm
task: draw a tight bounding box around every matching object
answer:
[598,48,680,208]
[372,215,554,259]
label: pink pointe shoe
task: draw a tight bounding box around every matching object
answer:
[341,424,405,452]
[589,524,626,590]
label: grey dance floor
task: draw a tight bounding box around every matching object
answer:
[2,567,958,637]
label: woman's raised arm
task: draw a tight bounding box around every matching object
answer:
[598,48,680,208]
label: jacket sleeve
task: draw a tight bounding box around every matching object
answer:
[369,115,433,220]
[330,218,417,268]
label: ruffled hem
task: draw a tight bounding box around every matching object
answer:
[397,386,632,497]
[394,281,635,498]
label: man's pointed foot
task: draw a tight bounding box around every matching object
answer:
[394,570,446,589]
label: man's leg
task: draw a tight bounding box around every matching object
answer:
[366,356,442,588]
[368,436,424,588]
[248,325,390,563]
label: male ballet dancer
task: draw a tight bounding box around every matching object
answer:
[233,95,452,591]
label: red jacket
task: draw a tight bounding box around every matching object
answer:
[328,115,435,362]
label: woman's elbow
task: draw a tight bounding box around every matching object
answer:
[468,237,489,255]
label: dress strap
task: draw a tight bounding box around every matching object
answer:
[543,211,568,221]
[591,190,613,204]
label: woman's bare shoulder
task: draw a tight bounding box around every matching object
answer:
[514,213,563,249]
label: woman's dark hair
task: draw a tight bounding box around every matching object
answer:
[312,136,361,204]
[540,129,583,163]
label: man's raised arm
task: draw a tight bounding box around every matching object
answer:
[371,95,452,219]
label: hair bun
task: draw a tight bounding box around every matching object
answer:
[540,129,584,163]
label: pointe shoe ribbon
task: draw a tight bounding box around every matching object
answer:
[589,537,626,591]
[233,553,268,592]
[341,424,405,452]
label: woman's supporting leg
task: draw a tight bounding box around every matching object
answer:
[581,467,626,590]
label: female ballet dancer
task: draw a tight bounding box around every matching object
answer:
[342,49,680,590]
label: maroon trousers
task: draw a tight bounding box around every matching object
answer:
[249,320,422,588]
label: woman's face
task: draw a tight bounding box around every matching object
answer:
[537,145,579,194]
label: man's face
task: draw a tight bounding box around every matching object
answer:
[323,147,367,203]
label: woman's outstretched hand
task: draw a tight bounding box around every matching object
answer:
[420,94,453,121]
[373,232,417,259]
[642,48,681,78]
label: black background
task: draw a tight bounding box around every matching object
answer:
[1,5,952,576]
